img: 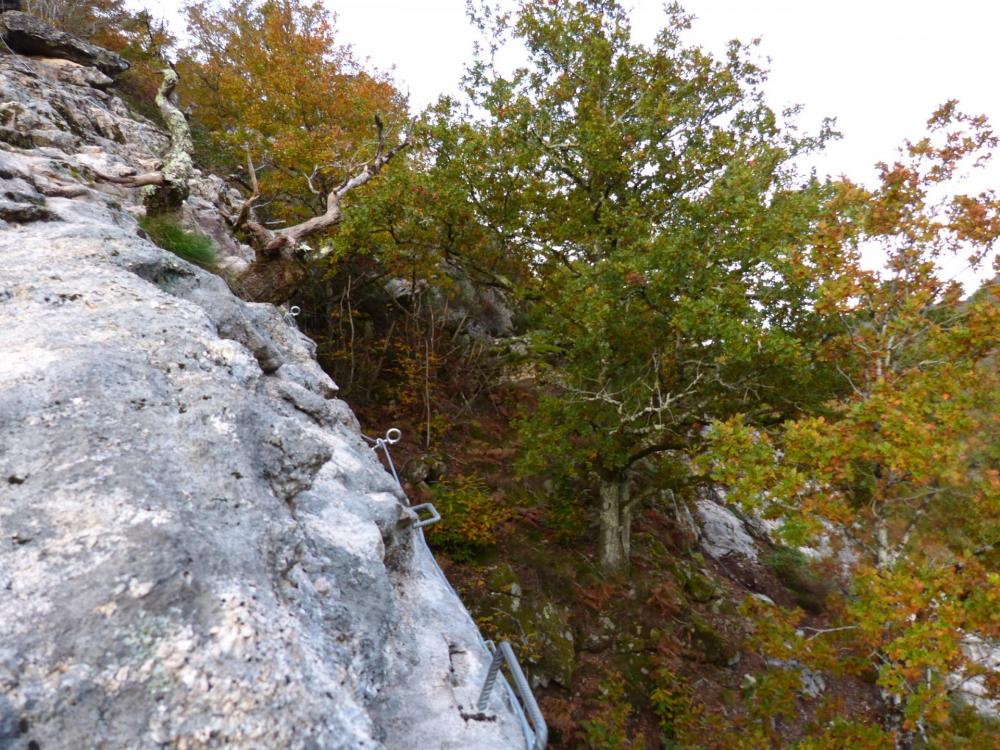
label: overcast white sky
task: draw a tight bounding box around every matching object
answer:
[133,0,1000,286]
[138,1,1000,182]
[135,1,1000,180]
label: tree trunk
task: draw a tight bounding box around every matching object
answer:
[92,68,192,212]
[145,68,192,212]
[597,475,632,576]
[875,516,894,570]
[233,255,309,304]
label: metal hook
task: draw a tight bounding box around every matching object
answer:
[284,305,301,325]
[410,502,441,528]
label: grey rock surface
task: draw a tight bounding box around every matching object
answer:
[695,489,760,562]
[0,54,165,164]
[384,262,515,343]
[765,659,826,700]
[0,11,129,75]
[952,636,1000,718]
[0,52,526,750]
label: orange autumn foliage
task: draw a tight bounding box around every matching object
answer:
[178,0,407,226]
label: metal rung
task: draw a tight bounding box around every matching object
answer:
[410,502,441,529]
[478,640,548,750]
[364,428,546,749]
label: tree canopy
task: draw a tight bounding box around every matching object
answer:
[703,102,1000,745]
[447,0,843,573]
[179,0,406,223]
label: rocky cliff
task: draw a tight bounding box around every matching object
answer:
[0,39,527,750]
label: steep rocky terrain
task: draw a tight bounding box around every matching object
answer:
[0,39,529,750]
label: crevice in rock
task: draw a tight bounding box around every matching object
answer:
[0,200,57,223]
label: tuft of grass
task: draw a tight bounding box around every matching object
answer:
[140,214,216,267]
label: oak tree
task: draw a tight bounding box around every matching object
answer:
[464,0,840,573]
[178,0,409,302]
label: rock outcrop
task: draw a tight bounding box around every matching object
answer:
[0,44,526,750]
[0,11,129,76]
[695,489,760,561]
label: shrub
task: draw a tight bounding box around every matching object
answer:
[427,475,508,561]
[140,214,216,266]
[649,668,701,747]
[579,672,645,750]
[764,546,830,614]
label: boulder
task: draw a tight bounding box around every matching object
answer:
[764,659,826,699]
[695,491,760,561]
[34,56,116,90]
[384,261,515,343]
[687,613,738,667]
[403,453,447,494]
[683,569,722,603]
[0,11,129,76]
[484,564,576,688]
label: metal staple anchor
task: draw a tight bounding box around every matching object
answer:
[370,429,403,488]
[284,305,301,325]
[478,641,548,750]
[409,502,441,529]
[363,427,546,748]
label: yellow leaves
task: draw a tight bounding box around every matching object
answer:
[427,476,509,559]
[179,0,406,223]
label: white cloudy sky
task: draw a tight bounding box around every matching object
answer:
[137,0,1000,182]
[132,0,1000,285]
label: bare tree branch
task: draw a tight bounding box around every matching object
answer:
[232,117,411,303]
[250,117,410,259]
[229,145,261,230]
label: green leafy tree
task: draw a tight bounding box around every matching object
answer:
[462,0,840,573]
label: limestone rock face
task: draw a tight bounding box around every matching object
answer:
[0,11,129,75]
[0,53,525,750]
[0,54,165,171]
[695,489,759,561]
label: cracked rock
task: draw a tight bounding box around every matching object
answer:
[0,42,525,750]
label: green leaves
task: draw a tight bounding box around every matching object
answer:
[451,0,842,575]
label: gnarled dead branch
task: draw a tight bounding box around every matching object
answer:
[234,117,410,303]
[93,67,192,210]
[229,145,263,233]
[253,117,409,258]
